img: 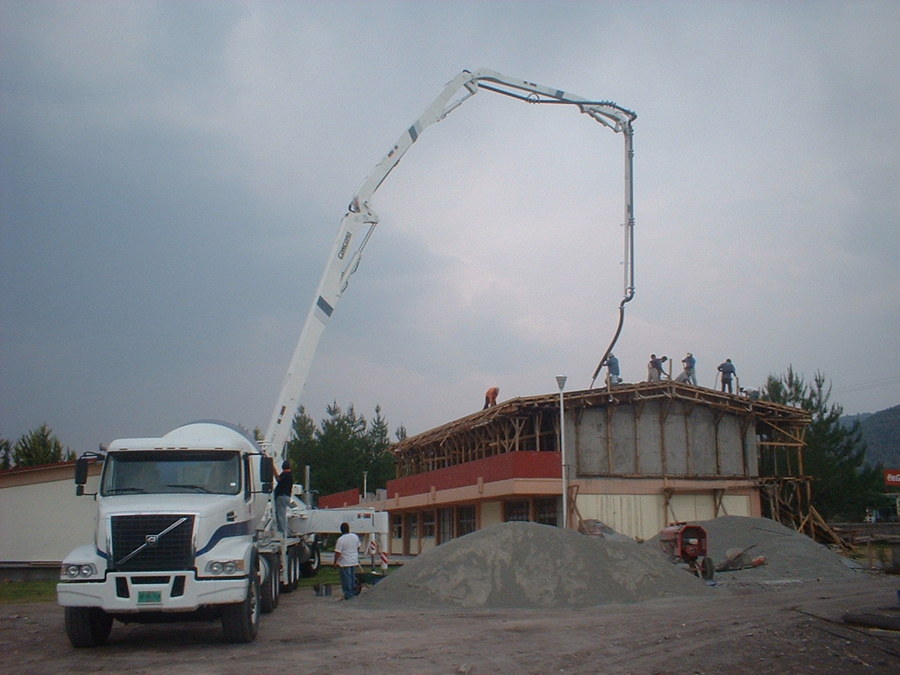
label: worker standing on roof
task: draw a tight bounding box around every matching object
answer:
[648,354,667,381]
[605,353,621,385]
[676,352,696,385]
[717,358,736,393]
[484,386,500,409]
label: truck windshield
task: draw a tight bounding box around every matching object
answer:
[101,451,241,496]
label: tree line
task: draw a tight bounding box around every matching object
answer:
[759,366,883,521]
[282,402,404,498]
[1,424,74,469]
[2,368,885,521]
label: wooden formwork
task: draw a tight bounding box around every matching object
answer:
[390,381,842,544]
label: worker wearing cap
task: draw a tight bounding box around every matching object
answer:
[273,460,293,535]
[605,353,621,385]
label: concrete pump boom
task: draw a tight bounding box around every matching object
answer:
[265,68,636,457]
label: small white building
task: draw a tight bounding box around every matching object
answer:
[0,461,101,578]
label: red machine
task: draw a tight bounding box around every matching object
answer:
[658,522,715,580]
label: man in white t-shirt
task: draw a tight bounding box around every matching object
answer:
[333,522,361,600]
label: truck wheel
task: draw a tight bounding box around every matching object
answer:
[281,547,298,593]
[279,547,293,593]
[302,546,320,578]
[222,562,260,643]
[289,546,301,590]
[64,606,113,648]
[260,553,279,614]
[700,556,715,581]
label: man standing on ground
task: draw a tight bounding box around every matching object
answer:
[334,522,361,600]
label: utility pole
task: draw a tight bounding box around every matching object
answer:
[556,375,568,529]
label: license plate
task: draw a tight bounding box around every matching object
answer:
[137,590,162,604]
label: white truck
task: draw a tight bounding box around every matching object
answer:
[58,420,388,646]
[57,68,635,646]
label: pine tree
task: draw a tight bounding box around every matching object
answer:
[0,438,12,470]
[761,367,882,520]
[11,424,74,467]
[366,405,396,491]
[285,403,396,498]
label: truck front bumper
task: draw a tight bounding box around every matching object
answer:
[57,571,248,612]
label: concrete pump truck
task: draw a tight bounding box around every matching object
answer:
[56,68,635,646]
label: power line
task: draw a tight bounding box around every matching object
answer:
[831,375,898,396]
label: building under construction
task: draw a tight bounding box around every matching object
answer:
[323,381,817,556]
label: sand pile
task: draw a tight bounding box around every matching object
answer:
[672,515,863,583]
[356,521,712,609]
[358,517,865,609]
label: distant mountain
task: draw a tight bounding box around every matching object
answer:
[841,405,900,468]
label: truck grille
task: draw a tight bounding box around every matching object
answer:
[110,514,195,572]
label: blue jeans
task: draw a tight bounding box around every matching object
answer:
[275,495,290,534]
[338,566,358,600]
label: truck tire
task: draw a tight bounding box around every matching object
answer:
[64,606,113,648]
[221,559,260,643]
[301,545,320,578]
[260,553,279,614]
[289,546,301,590]
[281,546,299,593]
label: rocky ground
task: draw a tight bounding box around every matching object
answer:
[3,518,899,674]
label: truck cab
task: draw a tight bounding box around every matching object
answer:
[57,421,273,646]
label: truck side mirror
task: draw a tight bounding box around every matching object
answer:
[74,457,89,484]
[260,456,274,493]
[75,456,89,488]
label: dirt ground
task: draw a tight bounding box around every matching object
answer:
[3,575,899,674]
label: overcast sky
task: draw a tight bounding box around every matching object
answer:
[2,0,898,455]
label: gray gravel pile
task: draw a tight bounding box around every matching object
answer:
[668,515,864,583]
[356,521,712,609]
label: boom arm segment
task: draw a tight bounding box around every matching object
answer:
[265,68,636,456]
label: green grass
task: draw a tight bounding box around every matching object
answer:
[0,579,58,604]
[0,565,394,603]
[297,564,393,589]
[298,566,341,588]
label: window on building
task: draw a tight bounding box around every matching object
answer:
[392,514,403,540]
[422,510,436,538]
[504,500,530,522]
[438,507,455,544]
[457,505,476,536]
[407,512,418,539]
[534,497,559,526]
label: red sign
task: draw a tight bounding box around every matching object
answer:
[884,469,900,487]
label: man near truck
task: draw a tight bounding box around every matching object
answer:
[273,460,293,535]
[333,522,361,600]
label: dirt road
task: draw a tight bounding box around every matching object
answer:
[3,576,899,674]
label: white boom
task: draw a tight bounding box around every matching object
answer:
[265,68,636,456]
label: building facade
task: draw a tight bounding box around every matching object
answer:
[321,381,810,554]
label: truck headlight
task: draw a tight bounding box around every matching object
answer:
[62,563,98,579]
[204,559,245,576]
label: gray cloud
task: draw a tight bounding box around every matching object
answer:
[2,0,898,453]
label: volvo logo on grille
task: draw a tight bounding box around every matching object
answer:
[116,516,188,567]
